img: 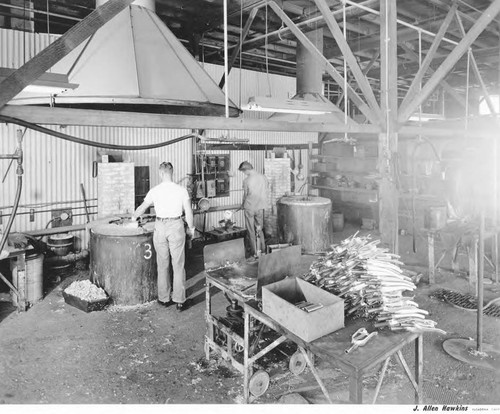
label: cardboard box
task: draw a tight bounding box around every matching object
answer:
[262,277,344,342]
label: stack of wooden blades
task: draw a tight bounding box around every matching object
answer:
[303,234,444,334]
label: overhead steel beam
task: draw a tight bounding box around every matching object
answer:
[242,0,379,52]
[400,2,458,113]
[422,0,500,37]
[218,7,259,89]
[337,51,380,107]
[314,0,381,119]
[400,43,466,109]
[455,12,496,114]
[0,0,135,110]
[267,1,381,126]
[1,105,495,138]
[398,0,500,124]
[0,105,381,134]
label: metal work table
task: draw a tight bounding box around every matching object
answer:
[427,222,499,290]
[205,266,423,404]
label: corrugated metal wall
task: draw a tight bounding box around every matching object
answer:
[0,28,318,246]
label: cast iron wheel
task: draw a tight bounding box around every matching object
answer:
[289,351,306,375]
[249,370,270,397]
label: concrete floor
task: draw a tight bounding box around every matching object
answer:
[0,225,499,405]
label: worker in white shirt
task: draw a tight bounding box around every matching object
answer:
[133,162,195,311]
[238,161,268,258]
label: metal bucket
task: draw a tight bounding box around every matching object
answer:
[11,253,44,306]
[332,212,344,232]
[47,233,74,256]
[277,196,332,254]
[424,206,447,231]
[89,221,157,305]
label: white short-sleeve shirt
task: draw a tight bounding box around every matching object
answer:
[144,182,189,218]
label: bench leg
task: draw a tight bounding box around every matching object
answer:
[205,281,212,360]
[349,374,363,404]
[299,347,333,404]
[428,232,435,284]
[372,357,391,404]
[243,311,251,403]
[415,334,423,404]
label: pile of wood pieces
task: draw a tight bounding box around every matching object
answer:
[303,234,444,334]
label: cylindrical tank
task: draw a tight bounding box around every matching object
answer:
[11,253,44,306]
[277,196,332,253]
[47,233,74,256]
[89,221,157,305]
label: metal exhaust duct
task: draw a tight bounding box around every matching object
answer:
[9,0,239,117]
[270,28,350,123]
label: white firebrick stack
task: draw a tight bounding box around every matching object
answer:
[264,157,291,239]
[97,162,136,218]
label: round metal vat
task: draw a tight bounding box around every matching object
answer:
[47,233,74,256]
[277,196,332,253]
[89,220,157,305]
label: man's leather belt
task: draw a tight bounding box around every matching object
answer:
[156,216,182,222]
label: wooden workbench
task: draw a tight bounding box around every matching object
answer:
[205,271,423,404]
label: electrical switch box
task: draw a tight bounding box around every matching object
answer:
[195,181,205,199]
[191,153,231,200]
[206,180,216,197]
[217,155,228,171]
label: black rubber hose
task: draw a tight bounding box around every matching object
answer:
[0,174,23,257]
[0,115,195,150]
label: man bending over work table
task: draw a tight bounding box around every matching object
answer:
[133,162,195,311]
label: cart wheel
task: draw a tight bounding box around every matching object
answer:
[289,351,306,375]
[249,370,270,397]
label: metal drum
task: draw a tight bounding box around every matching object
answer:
[89,220,157,305]
[277,196,332,254]
[47,233,74,256]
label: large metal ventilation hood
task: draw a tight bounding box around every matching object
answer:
[9,0,239,117]
[269,28,352,124]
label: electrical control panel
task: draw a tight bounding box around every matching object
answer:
[191,154,230,200]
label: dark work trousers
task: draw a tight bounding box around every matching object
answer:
[244,209,265,257]
[153,219,186,304]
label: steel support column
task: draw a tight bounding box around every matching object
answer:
[379,0,399,253]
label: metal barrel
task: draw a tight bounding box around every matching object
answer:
[11,253,44,306]
[277,196,332,254]
[89,222,157,305]
[47,233,74,256]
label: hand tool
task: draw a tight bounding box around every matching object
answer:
[344,328,378,354]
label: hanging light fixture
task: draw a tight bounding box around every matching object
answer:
[243,96,335,115]
[0,67,78,96]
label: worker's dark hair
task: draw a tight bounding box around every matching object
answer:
[238,161,253,171]
[159,162,173,173]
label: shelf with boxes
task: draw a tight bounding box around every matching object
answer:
[309,141,379,226]
[191,153,231,200]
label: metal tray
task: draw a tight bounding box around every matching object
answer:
[62,291,109,313]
